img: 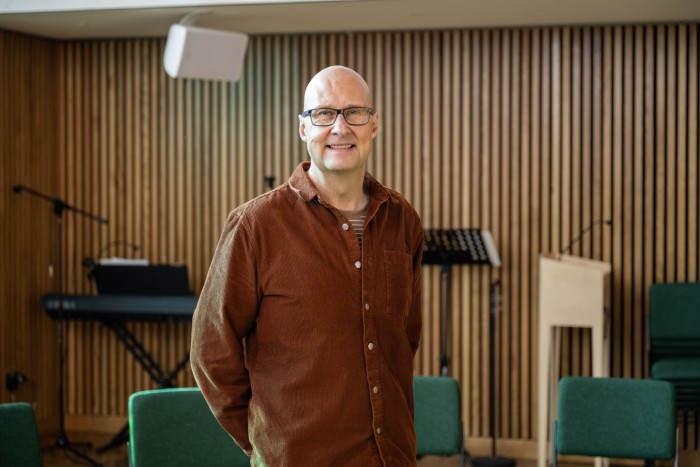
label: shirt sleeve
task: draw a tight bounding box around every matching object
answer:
[190,210,259,455]
[406,211,424,357]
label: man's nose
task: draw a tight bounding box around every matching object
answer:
[331,113,351,135]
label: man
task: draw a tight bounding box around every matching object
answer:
[191,65,424,466]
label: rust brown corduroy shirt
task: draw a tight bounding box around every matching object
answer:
[191,162,423,467]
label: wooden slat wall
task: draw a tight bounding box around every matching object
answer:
[2,23,698,456]
[0,30,59,424]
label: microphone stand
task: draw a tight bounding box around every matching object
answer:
[472,280,516,467]
[13,185,107,467]
[559,219,613,256]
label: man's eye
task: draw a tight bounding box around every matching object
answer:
[315,109,335,117]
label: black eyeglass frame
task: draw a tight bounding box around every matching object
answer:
[300,107,374,126]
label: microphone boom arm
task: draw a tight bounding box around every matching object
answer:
[13,185,108,225]
[560,219,612,256]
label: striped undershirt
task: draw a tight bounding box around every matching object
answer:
[339,206,368,249]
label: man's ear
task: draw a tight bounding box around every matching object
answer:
[371,112,379,139]
[299,115,308,142]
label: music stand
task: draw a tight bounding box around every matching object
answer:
[14,185,107,467]
[422,229,513,467]
[422,229,500,375]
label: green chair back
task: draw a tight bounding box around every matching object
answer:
[556,377,676,462]
[0,402,43,467]
[129,387,249,467]
[649,282,700,349]
[649,283,700,411]
[413,375,462,457]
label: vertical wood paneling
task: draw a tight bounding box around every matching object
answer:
[622,25,636,378]
[690,25,699,285]
[2,23,699,457]
[518,29,533,439]
[0,31,59,423]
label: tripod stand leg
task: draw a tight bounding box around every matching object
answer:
[43,433,103,467]
[96,423,129,454]
[47,431,92,449]
[63,444,103,467]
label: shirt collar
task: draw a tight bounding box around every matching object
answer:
[288,161,397,205]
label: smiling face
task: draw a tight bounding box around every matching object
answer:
[299,66,378,177]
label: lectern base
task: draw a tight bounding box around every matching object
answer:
[472,456,516,467]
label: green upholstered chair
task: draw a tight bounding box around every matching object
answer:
[413,375,467,467]
[0,402,43,467]
[128,387,249,467]
[554,377,677,467]
[649,282,700,411]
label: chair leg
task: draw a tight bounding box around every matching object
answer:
[460,421,470,467]
[460,431,464,467]
[674,426,680,467]
[643,461,654,467]
[551,421,557,467]
[462,449,476,467]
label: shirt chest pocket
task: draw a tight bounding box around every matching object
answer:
[383,250,412,316]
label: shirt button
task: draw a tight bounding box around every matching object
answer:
[373,386,379,394]
[355,261,361,269]
[376,427,382,435]
[342,223,350,231]
[368,342,374,351]
[365,303,370,310]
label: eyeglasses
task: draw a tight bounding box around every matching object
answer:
[301,107,374,126]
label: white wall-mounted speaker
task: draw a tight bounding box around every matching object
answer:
[163,24,248,81]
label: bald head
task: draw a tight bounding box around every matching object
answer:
[303,66,373,110]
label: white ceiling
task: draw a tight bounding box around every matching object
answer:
[0,0,698,40]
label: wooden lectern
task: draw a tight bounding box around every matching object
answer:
[537,253,611,467]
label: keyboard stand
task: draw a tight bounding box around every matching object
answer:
[96,320,191,453]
